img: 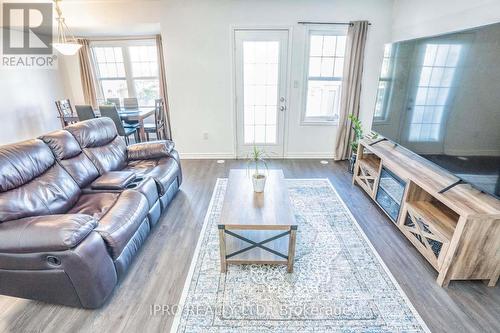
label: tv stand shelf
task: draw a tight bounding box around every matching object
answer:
[355,153,381,197]
[406,201,457,241]
[353,139,500,287]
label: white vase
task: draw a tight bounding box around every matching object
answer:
[252,174,267,193]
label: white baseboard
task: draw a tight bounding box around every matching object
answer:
[284,152,335,159]
[179,152,335,160]
[179,152,236,160]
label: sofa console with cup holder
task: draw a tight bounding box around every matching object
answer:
[0,118,182,308]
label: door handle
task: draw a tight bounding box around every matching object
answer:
[280,106,286,112]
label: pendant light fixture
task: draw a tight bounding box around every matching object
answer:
[52,0,82,55]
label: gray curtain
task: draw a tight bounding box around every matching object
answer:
[334,21,369,160]
[156,34,173,140]
[77,39,98,109]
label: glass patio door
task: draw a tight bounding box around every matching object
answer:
[234,29,289,158]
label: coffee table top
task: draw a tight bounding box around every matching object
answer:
[219,169,296,230]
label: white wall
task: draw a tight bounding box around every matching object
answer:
[0,0,162,145]
[0,68,66,144]
[4,0,393,155]
[392,0,500,41]
[59,0,163,105]
[59,54,85,105]
[160,0,393,158]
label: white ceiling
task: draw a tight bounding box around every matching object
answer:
[59,0,162,36]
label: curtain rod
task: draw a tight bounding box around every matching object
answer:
[298,21,371,26]
[81,35,158,42]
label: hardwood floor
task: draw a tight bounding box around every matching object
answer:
[0,159,498,333]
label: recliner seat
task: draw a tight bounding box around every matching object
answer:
[40,128,164,227]
[64,118,182,212]
[0,140,119,308]
[0,119,182,308]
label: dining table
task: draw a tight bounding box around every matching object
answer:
[58,107,155,142]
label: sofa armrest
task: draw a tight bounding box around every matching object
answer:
[127,140,174,161]
[0,214,97,253]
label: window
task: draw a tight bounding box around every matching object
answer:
[243,41,279,144]
[409,43,462,142]
[91,41,160,106]
[93,47,128,99]
[303,30,347,124]
[129,45,160,106]
[374,44,396,121]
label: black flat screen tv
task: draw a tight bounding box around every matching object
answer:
[371,22,500,199]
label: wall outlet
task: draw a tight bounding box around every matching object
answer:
[203,132,209,140]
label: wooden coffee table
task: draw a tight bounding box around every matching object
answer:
[218,170,298,273]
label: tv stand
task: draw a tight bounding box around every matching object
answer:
[368,137,387,146]
[439,179,466,194]
[353,139,500,287]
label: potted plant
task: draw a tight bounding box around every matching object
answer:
[348,114,364,174]
[247,145,268,193]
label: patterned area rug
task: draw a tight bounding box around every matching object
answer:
[172,179,429,332]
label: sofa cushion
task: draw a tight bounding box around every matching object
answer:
[65,117,118,148]
[124,157,180,196]
[94,190,149,259]
[40,130,81,160]
[66,118,128,175]
[84,136,128,174]
[0,140,81,222]
[40,130,100,188]
[0,214,96,253]
[68,192,120,220]
[0,140,54,192]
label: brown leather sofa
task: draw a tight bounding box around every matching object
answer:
[0,118,182,308]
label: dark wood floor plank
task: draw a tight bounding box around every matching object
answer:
[0,159,498,333]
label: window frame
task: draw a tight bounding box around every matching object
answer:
[301,26,348,126]
[90,39,160,106]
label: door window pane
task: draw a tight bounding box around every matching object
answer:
[243,41,280,144]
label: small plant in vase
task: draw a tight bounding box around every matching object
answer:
[348,114,364,174]
[247,145,269,193]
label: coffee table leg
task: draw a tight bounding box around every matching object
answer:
[218,225,227,273]
[287,226,297,273]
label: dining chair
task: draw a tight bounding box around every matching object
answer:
[75,105,96,121]
[123,97,139,110]
[99,105,139,145]
[122,97,140,126]
[55,99,75,128]
[144,99,167,141]
[107,98,121,109]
